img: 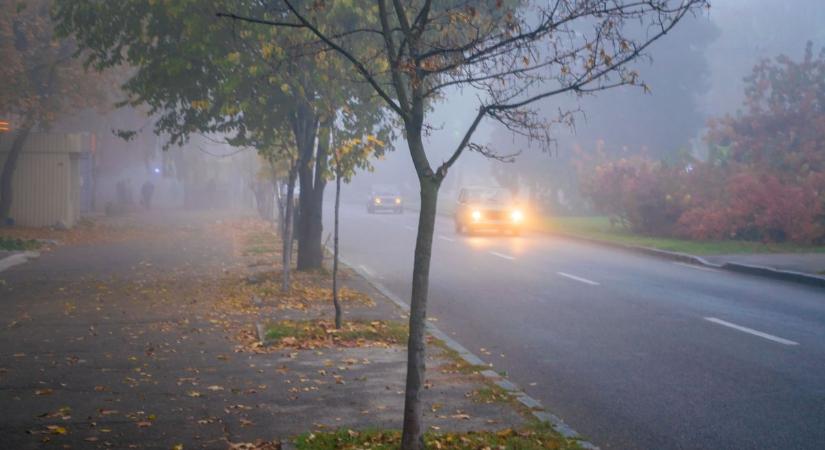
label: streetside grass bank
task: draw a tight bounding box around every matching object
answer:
[264,319,408,348]
[540,216,825,255]
[294,424,582,450]
[0,236,40,251]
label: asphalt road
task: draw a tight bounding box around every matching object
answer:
[324,201,825,450]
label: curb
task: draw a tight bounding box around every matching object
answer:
[545,231,825,289]
[336,252,599,449]
[0,251,40,273]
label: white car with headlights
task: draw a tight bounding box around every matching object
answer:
[454,187,526,235]
[367,184,404,214]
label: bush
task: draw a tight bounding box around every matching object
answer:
[579,44,825,244]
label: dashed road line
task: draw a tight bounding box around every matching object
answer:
[404,225,416,232]
[438,235,455,242]
[489,251,515,260]
[704,317,799,346]
[557,272,600,286]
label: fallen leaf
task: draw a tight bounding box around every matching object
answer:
[46,425,68,435]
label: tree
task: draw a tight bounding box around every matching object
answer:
[226,1,707,447]
[55,0,386,273]
[0,0,109,223]
[330,133,385,328]
[489,14,720,214]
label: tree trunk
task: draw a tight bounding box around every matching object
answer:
[0,122,34,224]
[296,123,329,271]
[282,163,298,293]
[291,104,327,272]
[400,175,440,450]
[274,177,285,236]
[332,155,343,329]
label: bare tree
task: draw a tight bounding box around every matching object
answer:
[221,1,708,448]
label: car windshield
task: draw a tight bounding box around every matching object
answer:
[463,188,511,204]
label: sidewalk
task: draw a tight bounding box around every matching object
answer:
[0,211,580,449]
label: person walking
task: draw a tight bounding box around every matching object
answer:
[141,180,155,210]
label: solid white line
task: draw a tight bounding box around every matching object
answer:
[673,262,719,272]
[489,251,515,261]
[438,235,455,242]
[557,272,600,286]
[704,317,799,346]
[358,265,375,277]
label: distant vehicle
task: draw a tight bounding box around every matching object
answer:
[454,187,525,235]
[367,184,404,214]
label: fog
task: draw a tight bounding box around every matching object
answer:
[3,2,825,449]
[343,0,825,208]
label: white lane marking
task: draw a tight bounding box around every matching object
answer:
[404,225,416,232]
[358,265,375,277]
[556,272,600,286]
[704,317,799,346]
[673,262,719,272]
[438,235,455,242]
[489,251,515,261]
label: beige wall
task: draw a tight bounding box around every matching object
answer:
[0,133,84,228]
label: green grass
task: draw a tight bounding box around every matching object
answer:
[243,231,279,255]
[265,319,408,345]
[0,237,40,251]
[470,385,513,404]
[429,338,488,375]
[294,425,582,450]
[539,216,825,255]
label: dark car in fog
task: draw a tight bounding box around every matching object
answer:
[454,186,525,235]
[367,184,404,214]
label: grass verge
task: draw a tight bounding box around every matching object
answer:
[539,216,825,255]
[243,230,280,255]
[294,424,582,449]
[264,319,408,348]
[0,236,40,251]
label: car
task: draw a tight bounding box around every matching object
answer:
[454,186,526,235]
[367,184,404,214]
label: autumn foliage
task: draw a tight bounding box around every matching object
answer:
[580,43,825,243]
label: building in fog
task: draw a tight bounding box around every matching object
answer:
[0,132,93,228]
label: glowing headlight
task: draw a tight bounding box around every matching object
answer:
[471,210,482,221]
[374,197,381,204]
[395,197,402,204]
[511,209,524,222]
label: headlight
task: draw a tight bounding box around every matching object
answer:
[471,210,482,221]
[511,209,524,222]
[374,197,381,204]
[395,197,402,204]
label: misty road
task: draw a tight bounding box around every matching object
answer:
[325,201,825,450]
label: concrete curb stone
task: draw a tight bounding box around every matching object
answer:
[0,251,39,273]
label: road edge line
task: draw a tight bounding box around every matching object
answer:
[333,250,598,449]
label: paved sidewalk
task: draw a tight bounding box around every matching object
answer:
[0,211,531,449]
